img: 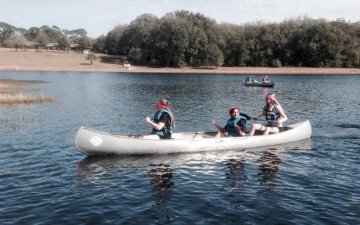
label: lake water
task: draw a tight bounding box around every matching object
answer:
[0,72,359,225]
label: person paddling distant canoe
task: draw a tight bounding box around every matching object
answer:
[248,93,287,136]
[212,106,247,138]
[262,75,270,82]
[146,98,175,139]
[244,75,255,84]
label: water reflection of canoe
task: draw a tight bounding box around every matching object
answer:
[74,120,311,155]
[243,80,275,87]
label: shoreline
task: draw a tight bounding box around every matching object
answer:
[1,48,360,75]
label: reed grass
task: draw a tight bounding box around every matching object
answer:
[0,79,52,104]
[0,93,52,104]
[0,83,32,93]
[0,78,46,84]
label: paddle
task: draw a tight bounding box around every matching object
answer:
[242,113,275,123]
[240,113,252,120]
[242,113,279,123]
[211,112,254,125]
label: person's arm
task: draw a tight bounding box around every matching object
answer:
[146,117,165,130]
[146,112,171,131]
[252,112,265,120]
[235,120,246,136]
[212,120,226,133]
[277,107,287,125]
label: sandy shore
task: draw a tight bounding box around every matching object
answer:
[1,48,360,74]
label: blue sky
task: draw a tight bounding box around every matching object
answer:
[1,0,359,38]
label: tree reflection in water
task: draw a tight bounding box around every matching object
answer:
[147,164,174,207]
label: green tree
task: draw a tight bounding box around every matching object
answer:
[120,14,159,64]
[98,11,360,68]
[85,52,97,65]
[76,36,92,50]
[104,25,127,55]
[58,36,69,50]
[40,25,62,42]
[25,27,40,40]
[207,43,224,67]
[128,47,142,64]
[93,35,106,53]
[155,12,190,67]
[5,33,29,50]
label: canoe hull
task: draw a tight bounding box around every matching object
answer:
[75,120,312,155]
[243,81,275,87]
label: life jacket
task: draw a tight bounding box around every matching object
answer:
[263,104,280,127]
[152,109,174,137]
[225,116,247,134]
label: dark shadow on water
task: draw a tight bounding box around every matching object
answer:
[75,139,312,186]
[336,123,360,129]
[224,157,247,187]
[75,154,179,197]
[75,154,176,185]
[76,153,196,171]
[313,123,360,140]
[148,164,173,207]
[255,150,283,208]
[258,151,281,188]
[147,163,174,223]
[313,130,360,140]
[245,139,312,152]
[75,154,176,222]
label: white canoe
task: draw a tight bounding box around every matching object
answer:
[75,120,312,155]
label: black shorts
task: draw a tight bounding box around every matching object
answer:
[160,133,171,139]
[266,122,278,128]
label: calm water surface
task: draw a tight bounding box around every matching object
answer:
[0,72,359,225]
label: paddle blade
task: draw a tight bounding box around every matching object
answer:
[240,113,252,120]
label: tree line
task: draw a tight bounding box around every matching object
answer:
[0,22,92,51]
[1,11,360,68]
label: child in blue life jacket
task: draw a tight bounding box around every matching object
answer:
[212,106,247,138]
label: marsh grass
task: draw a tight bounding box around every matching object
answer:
[0,83,32,93]
[0,79,52,104]
[0,94,52,104]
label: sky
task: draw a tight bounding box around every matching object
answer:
[1,0,359,38]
